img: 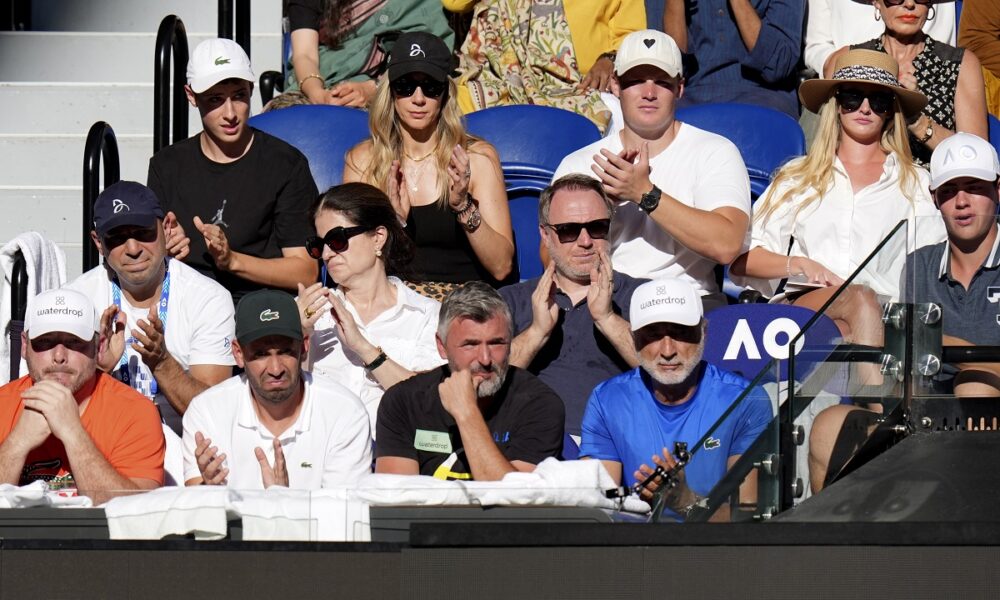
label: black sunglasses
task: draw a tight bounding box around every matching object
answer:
[305,225,373,258]
[835,88,896,115]
[390,76,446,99]
[883,0,934,6]
[544,219,611,244]
[102,226,158,250]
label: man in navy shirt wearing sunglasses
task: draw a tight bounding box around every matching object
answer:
[500,174,646,441]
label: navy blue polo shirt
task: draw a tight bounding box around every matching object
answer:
[500,271,647,436]
[907,232,1000,346]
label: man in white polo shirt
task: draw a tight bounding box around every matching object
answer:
[182,290,371,489]
[553,30,751,311]
[68,181,235,435]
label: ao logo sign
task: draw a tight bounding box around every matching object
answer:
[723,317,804,361]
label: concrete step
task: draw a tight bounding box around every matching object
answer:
[0,187,86,279]
[0,32,283,84]
[30,0,282,34]
[0,133,154,187]
[0,83,215,136]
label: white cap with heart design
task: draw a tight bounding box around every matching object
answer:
[615,29,683,78]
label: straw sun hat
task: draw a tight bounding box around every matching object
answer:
[798,49,927,118]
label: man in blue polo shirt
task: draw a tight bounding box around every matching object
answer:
[580,277,772,520]
[500,174,646,440]
[908,132,1000,395]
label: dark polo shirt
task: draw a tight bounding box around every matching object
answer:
[907,232,1000,346]
[376,367,564,480]
[500,271,647,436]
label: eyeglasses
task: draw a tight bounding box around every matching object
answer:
[883,0,934,6]
[102,226,158,250]
[544,219,611,244]
[305,226,373,258]
[835,87,896,115]
[390,76,446,99]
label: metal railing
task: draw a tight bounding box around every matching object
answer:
[8,251,27,380]
[154,14,189,154]
[82,121,120,272]
[218,0,250,58]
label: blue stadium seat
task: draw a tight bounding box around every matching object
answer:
[466,106,602,280]
[248,105,370,192]
[703,303,842,383]
[675,103,805,201]
[989,114,1000,156]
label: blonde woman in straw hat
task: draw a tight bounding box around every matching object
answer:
[825,0,987,167]
[731,49,945,344]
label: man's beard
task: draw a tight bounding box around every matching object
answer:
[248,370,301,405]
[462,360,510,399]
[640,338,706,387]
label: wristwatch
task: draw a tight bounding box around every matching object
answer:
[639,185,662,213]
[461,205,482,233]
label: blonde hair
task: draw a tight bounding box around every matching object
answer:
[357,77,480,207]
[755,94,919,225]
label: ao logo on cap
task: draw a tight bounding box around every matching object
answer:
[409,44,425,57]
[942,144,979,166]
[259,309,280,322]
[112,199,129,214]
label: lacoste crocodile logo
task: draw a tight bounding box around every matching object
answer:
[214,56,230,66]
[259,309,280,322]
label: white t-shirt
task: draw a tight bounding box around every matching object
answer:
[733,153,946,299]
[182,372,372,490]
[554,124,751,307]
[67,259,236,434]
[308,277,445,430]
[804,0,956,77]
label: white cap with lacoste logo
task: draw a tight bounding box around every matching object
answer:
[187,38,255,94]
[929,132,1000,191]
[629,278,703,330]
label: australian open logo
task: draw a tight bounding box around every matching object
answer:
[987,286,1000,304]
[259,309,280,322]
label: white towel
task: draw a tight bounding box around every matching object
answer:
[104,486,234,540]
[0,232,67,384]
[0,481,92,508]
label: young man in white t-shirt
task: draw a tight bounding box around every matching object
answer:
[554,29,751,311]
[183,290,371,490]
[69,181,236,435]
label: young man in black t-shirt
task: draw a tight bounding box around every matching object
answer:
[376,282,565,481]
[147,38,318,303]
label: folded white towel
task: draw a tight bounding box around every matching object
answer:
[0,232,67,384]
[104,486,234,540]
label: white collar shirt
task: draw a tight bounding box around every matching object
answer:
[182,372,372,490]
[308,277,445,430]
[738,153,946,298]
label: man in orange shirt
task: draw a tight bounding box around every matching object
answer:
[0,289,164,503]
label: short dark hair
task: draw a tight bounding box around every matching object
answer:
[538,174,615,224]
[309,182,414,278]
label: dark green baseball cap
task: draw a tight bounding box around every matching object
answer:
[235,289,303,346]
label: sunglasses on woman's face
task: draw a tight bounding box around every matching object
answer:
[305,225,373,258]
[544,219,611,244]
[882,0,934,6]
[835,88,896,115]
[390,76,446,99]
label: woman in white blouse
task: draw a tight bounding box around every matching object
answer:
[730,49,944,341]
[297,182,444,430]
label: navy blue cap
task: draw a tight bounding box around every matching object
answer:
[93,181,165,238]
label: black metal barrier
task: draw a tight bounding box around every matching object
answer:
[260,70,283,105]
[218,0,250,58]
[82,121,120,272]
[8,250,27,380]
[154,15,189,154]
